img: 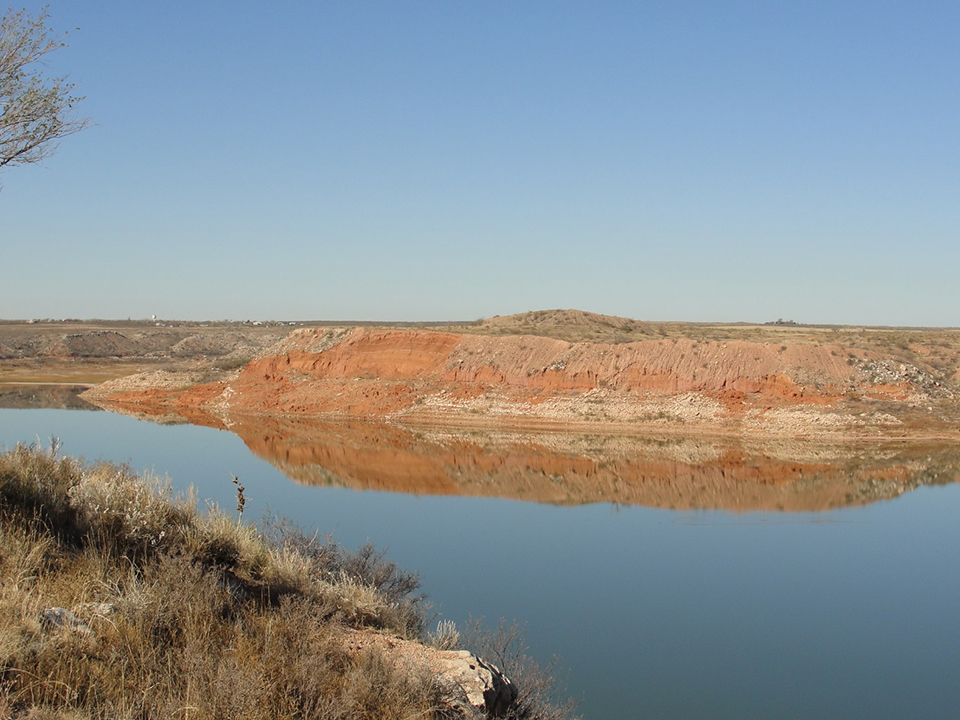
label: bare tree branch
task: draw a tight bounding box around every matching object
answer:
[0,7,90,178]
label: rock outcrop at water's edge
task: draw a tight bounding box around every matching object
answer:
[84,320,960,439]
[437,650,519,716]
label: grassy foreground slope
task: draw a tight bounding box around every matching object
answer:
[0,445,575,720]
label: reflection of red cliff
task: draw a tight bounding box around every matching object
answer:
[228,415,958,511]
[96,326,922,427]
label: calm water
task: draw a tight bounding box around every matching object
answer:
[2,405,959,720]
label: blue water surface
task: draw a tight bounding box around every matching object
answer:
[2,408,958,720]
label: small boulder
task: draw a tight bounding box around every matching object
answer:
[436,650,518,717]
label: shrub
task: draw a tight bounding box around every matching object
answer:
[0,444,437,718]
[0,443,578,720]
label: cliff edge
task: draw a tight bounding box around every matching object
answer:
[83,311,960,439]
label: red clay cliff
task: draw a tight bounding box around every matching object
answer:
[86,319,959,439]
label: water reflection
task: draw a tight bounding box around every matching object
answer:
[0,384,100,411]
[5,407,960,719]
[219,413,960,511]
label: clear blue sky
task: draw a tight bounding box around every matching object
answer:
[2,1,958,325]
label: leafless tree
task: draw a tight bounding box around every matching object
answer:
[0,7,90,179]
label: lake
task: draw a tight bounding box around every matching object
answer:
[2,396,959,719]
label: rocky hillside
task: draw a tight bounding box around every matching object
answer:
[0,320,293,384]
[83,311,960,439]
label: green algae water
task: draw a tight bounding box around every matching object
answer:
[2,405,959,720]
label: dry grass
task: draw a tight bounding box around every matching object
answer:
[454,310,655,344]
[0,444,578,720]
[0,443,441,719]
[444,310,960,358]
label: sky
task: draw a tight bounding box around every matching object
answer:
[2,1,958,326]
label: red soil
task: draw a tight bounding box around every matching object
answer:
[88,325,951,436]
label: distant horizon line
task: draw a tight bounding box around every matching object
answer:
[2,314,958,332]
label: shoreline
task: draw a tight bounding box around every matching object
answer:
[84,392,960,446]
[5,314,958,446]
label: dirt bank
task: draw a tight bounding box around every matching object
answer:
[80,311,960,440]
